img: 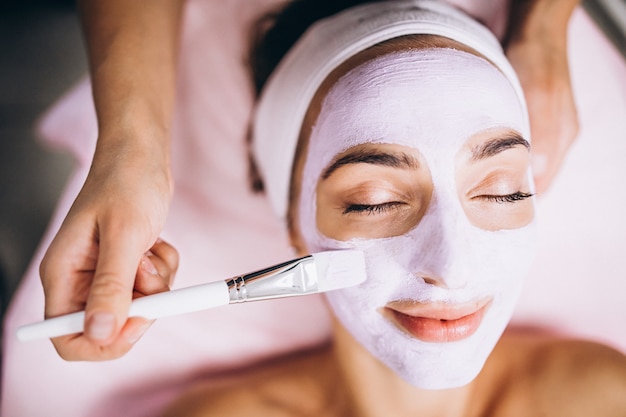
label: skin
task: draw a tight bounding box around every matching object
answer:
[162,38,626,416]
[44,239,179,359]
[315,135,534,240]
[162,328,626,417]
[299,43,537,387]
[40,0,579,361]
[505,0,580,194]
[40,0,183,360]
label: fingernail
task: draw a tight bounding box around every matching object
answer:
[532,154,547,176]
[128,322,151,344]
[87,312,115,341]
[141,255,159,275]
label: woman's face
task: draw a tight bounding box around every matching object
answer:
[292,47,536,389]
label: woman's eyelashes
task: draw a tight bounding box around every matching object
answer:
[341,191,532,216]
[342,201,406,215]
[476,191,534,204]
[340,190,531,216]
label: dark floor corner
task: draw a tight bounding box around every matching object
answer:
[0,1,87,322]
[583,0,626,57]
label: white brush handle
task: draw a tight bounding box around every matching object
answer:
[16,281,229,342]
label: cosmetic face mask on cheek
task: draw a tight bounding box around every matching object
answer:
[298,49,536,389]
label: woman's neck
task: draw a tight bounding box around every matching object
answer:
[331,319,481,417]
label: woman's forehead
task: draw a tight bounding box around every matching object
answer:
[303,35,491,133]
[318,35,491,95]
[311,48,527,159]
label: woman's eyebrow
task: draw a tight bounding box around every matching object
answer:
[322,149,420,179]
[471,132,530,161]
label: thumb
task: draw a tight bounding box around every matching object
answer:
[84,226,146,344]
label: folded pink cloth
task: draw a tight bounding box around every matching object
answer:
[2,1,625,416]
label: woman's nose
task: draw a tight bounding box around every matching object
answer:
[418,269,471,291]
[415,270,468,290]
[408,196,472,290]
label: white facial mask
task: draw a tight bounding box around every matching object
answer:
[298,49,536,389]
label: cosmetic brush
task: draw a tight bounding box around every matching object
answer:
[16,250,365,342]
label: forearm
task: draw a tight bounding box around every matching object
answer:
[505,0,581,194]
[77,0,184,160]
[507,0,580,47]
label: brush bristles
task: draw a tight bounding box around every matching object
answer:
[313,250,366,292]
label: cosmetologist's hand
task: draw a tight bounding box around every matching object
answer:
[40,0,183,360]
[505,0,580,194]
[40,140,178,360]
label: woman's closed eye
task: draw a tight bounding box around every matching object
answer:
[463,185,534,230]
[475,191,534,204]
[342,201,407,215]
[315,144,433,240]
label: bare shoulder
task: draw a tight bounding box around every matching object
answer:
[490,330,626,417]
[162,345,346,417]
[531,337,626,414]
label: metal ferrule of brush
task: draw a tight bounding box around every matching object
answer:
[226,255,318,303]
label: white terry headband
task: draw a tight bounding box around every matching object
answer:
[252,0,529,221]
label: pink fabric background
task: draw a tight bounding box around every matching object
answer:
[2,0,625,416]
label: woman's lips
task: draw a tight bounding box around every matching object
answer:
[383,299,492,343]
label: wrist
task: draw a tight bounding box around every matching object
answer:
[93,88,174,137]
[92,126,173,188]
